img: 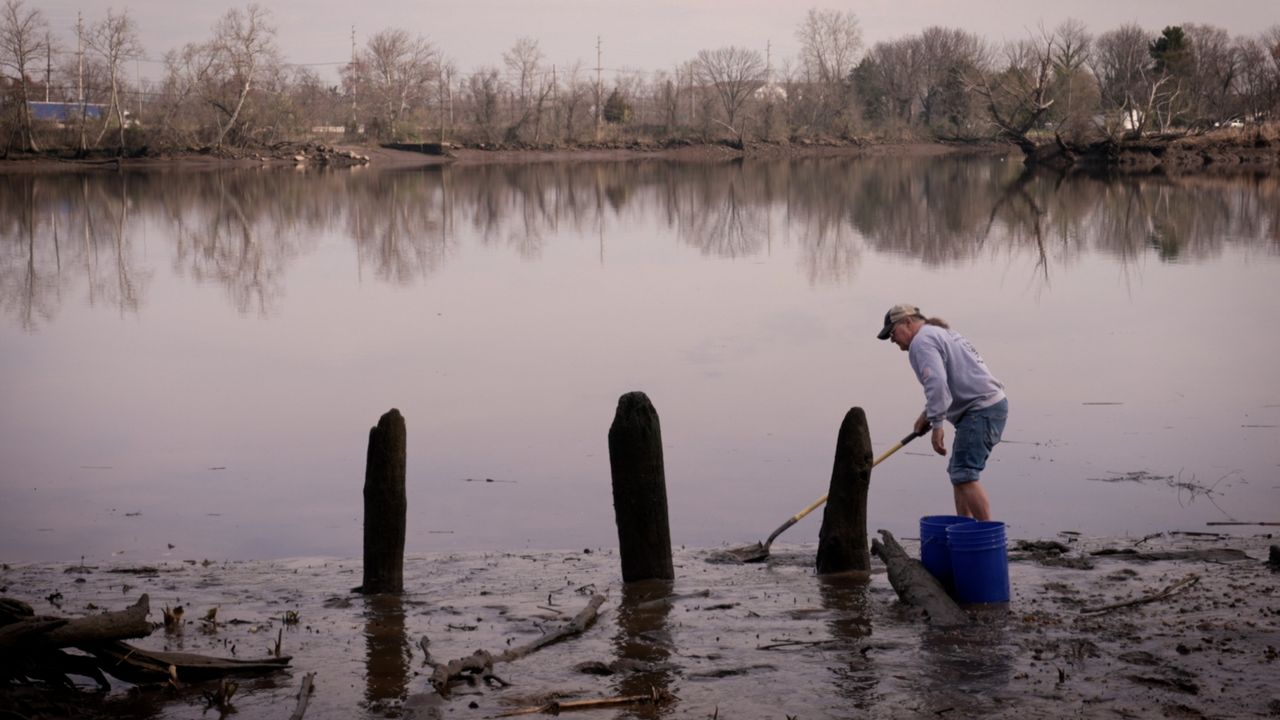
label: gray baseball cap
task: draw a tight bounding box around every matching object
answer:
[877,304,921,340]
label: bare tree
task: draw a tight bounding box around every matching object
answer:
[559,62,591,142]
[1183,23,1241,126]
[1237,29,1280,122]
[1266,26,1280,114]
[343,28,438,140]
[0,0,48,151]
[966,29,1058,152]
[695,46,765,142]
[86,8,143,153]
[156,41,217,146]
[796,8,862,84]
[503,37,542,111]
[466,67,502,143]
[1090,24,1153,136]
[206,4,278,148]
[857,38,924,130]
[795,8,862,134]
[916,27,984,136]
[1049,19,1094,136]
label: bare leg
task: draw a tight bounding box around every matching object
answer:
[953,481,991,521]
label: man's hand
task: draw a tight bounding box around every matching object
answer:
[913,412,930,436]
[931,426,947,456]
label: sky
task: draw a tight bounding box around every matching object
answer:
[36,0,1280,86]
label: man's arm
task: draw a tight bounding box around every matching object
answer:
[910,334,951,456]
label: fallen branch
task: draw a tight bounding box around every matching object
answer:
[494,686,672,717]
[1206,521,1280,527]
[634,589,710,610]
[501,594,606,661]
[757,639,839,651]
[425,594,606,696]
[1,594,288,691]
[1079,574,1200,615]
[871,530,968,626]
[289,672,316,720]
[87,640,292,683]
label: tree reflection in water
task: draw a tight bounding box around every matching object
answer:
[1,159,1276,330]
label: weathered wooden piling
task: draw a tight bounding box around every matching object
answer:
[816,407,874,575]
[361,408,407,594]
[608,392,675,583]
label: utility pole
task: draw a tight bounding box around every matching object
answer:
[77,12,86,152]
[689,64,695,126]
[349,25,358,133]
[593,36,604,141]
[766,40,772,86]
[45,31,51,102]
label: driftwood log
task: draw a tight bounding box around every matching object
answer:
[423,594,607,696]
[0,594,291,690]
[0,594,151,652]
[871,530,969,626]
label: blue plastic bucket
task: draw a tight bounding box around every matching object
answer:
[919,515,976,592]
[946,521,1010,603]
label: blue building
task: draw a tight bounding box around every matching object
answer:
[28,101,107,122]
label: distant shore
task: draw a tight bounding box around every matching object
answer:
[0,138,1011,173]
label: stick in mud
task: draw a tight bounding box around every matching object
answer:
[289,672,316,720]
[1079,574,1200,615]
[608,392,674,583]
[361,408,407,594]
[494,686,672,717]
[423,594,607,696]
[816,407,874,574]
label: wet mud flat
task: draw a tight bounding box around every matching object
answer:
[2,533,1277,719]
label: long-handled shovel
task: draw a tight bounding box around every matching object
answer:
[724,428,928,563]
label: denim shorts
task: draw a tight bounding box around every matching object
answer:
[948,398,1008,486]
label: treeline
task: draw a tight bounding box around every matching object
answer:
[2,1,1279,155]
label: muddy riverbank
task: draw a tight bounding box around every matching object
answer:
[3,532,1277,719]
[4,130,1278,175]
[0,138,1008,174]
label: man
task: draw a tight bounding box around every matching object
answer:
[878,304,1008,520]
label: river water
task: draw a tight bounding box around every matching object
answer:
[2,155,1278,564]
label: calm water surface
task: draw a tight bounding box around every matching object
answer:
[2,156,1278,562]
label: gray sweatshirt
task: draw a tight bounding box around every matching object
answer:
[908,324,1006,428]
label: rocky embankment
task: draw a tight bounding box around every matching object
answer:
[1021,127,1279,173]
[222,141,369,167]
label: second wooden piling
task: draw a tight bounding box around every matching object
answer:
[816,407,874,575]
